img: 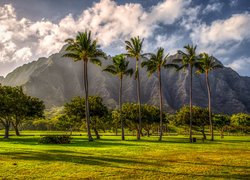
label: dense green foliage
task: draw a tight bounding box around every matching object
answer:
[63,96,109,139]
[0,85,45,138]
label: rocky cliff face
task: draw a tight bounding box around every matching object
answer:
[2,48,250,114]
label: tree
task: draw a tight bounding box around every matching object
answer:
[142,47,177,141]
[103,54,133,140]
[197,53,223,140]
[142,104,162,137]
[173,106,209,140]
[64,96,108,139]
[12,93,45,135]
[111,110,120,135]
[231,113,250,133]
[213,114,230,138]
[174,45,199,142]
[125,36,147,140]
[63,31,106,141]
[122,103,162,137]
[0,85,45,138]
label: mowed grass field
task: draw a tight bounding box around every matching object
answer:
[0,131,249,179]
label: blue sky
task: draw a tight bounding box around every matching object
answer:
[0,0,250,76]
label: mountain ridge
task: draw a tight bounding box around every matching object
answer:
[1,48,250,114]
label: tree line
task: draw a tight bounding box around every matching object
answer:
[0,30,249,141]
[62,30,225,142]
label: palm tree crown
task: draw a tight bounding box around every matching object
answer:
[63,31,106,65]
[103,54,133,79]
[142,47,178,74]
[197,53,223,74]
[176,44,199,70]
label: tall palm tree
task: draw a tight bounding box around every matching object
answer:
[63,31,106,141]
[103,54,133,140]
[174,44,199,142]
[197,53,223,141]
[142,47,177,141]
[125,36,146,140]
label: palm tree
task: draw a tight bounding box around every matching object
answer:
[63,31,106,141]
[142,47,177,141]
[103,54,133,140]
[197,53,223,141]
[125,36,146,140]
[174,44,199,142]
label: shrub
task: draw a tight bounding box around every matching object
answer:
[39,135,71,144]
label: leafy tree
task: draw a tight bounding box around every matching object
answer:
[0,85,44,138]
[197,53,223,140]
[12,94,45,135]
[231,113,250,133]
[103,54,133,140]
[231,113,250,126]
[174,45,199,142]
[63,31,106,141]
[125,36,146,140]
[142,47,177,141]
[213,114,230,138]
[173,106,209,139]
[142,104,162,137]
[64,96,108,139]
[122,103,162,137]
[56,115,81,134]
[111,110,120,135]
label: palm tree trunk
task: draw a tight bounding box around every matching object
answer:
[136,59,142,140]
[119,76,125,140]
[84,60,93,141]
[189,66,193,142]
[205,71,213,141]
[158,68,163,141]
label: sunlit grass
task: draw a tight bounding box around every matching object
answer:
[0,133,249,179]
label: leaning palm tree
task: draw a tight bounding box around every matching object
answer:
[142,47,177,141]
[63,31,106,141]
[125,36,146,140]
[103,54,133,140]
[174,44,199,142]
[197,53,223,141]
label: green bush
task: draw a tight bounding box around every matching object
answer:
[39,135,71,144]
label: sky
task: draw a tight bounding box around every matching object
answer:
[0,0,250,77]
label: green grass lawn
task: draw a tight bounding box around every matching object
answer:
[0,132,249,179]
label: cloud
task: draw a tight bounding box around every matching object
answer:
[190,13,250,54]
[227,57,250,76]
[202,2,223,14]
[0,0,250,77]
[230,0,238,7]
[189,13,250,74]
[0,0,190,67]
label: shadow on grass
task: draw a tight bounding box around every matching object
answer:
[1,149,248,179]
[0,137,140,147]
[0,150,156,167]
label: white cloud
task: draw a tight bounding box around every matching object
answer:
[190,13,250,54]
[0,0,249,77]
[227,57,250,76]
[0,0,192,76]
[12,47,32,62]
[202,2,223,14]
